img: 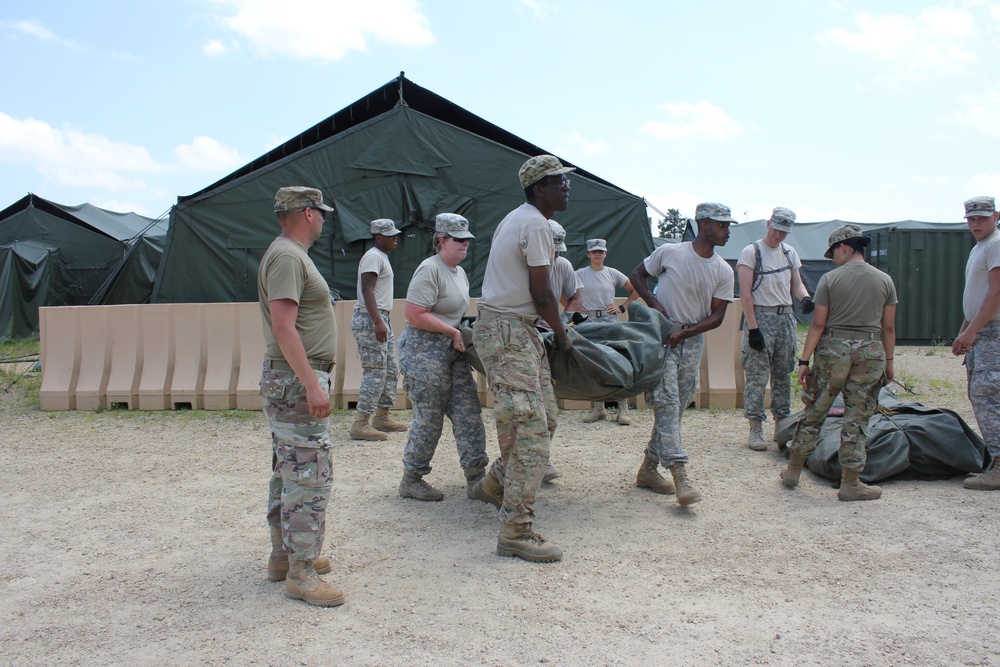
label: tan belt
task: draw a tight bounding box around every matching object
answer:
[756,305,794,314]
[586,309,611,318]
[266,359,334,373]
[477,309,539,326]
[825,327,879,341]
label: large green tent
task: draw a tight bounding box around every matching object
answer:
[153,74,654,304]
[0,194,165,336]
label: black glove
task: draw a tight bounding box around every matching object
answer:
[571,311,589,325]
[555,333,574,352]
[748,328,765,352]
[800,296,815,314]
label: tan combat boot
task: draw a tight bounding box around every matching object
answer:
[399,470,444,501]
[581,403,607,423]
[469,469,504,508]
[616,402,632,426]
[285,560,345,607]
[669,462,703,505]
[496,522,562,562]
[635,454,676,494]
[963,460,1000,490]
[464,465,486,498]
[779,454,808,488]
[838,468,882,501]
[542,463,562,483]
[748,418,768,451]
[267,527,331,582]
[349,412,388,441]
[372,406,409,432]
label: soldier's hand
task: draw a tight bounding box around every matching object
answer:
[305,383,331,419]
[797,365,810,387]
[800,296,815,314]
[374,320,389,343]
[555,333,574,352]
[748,328,765,352]
[451,328,465,352]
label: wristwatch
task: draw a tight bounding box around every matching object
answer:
[798,359,810,367]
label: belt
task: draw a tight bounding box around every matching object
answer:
[477,309,539,326]
[266,359,335,373]
[756,305,794,314]
[355,307,390,316]
[825,327,879,341]
[586,309,610,318]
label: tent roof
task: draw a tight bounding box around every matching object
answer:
[180,72,629,204]
[710,218,968,261]
[0,194,164,242]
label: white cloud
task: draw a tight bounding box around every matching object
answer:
[520,0,558,20]
[208,0,435,61]
[5,19,81,49]
[202,39,229,56]
[953,90,1000,137]
[569,132,609,156]
[965,171,1000,195]
[641,100,743,141]
[817,8,976,77]
[175,136,244,170]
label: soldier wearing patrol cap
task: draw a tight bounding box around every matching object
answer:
[953,196,1000,490]
[780,224,897,501]
[467,155,575,563]
[258,186,343,606]
[349,218,410,440]
[628,202,736,506]
[737,207,813,451]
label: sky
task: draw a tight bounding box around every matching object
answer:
[2,0,999,227]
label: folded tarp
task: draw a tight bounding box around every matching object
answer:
[775,387,990,483]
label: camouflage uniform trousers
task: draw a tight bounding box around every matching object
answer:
[966,325,1000,458]
[398,328,488,475]
[261,364,333,562]
[644,333,704,468]
[788,335,886,472]
[741,310,797,422]
[351,309,399,414]
[473,315,556,524]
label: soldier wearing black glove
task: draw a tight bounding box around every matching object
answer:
[748,327,765,352]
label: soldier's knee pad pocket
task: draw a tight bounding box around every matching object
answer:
[495,387,537,423]
[261,371,292,400]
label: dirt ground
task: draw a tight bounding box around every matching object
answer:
[2,345,999,666]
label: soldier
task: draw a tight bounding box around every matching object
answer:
[780,225,896,501]
[737,207,813,451]
[628,203,736,505]
[576,238,641,425]
[396,213,488,501]
[258,186,343,606]
[468,154,574,562]
[349,218,410,441]
[953,196,1000,490]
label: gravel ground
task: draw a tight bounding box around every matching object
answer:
[1,345,998,666]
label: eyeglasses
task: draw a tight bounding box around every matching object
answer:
[545,177,571,189]
[446,235,471,242]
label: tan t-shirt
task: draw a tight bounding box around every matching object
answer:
[643,242,734,325]
[736,241,802,307]
[814,261,897,333]
[478,203,554,317]
[258,236,336,362]
[405,254,470,328]
[963,229,1000,326]
[355,246,394,312]
[551,256,583,302]
[576,266,628,311]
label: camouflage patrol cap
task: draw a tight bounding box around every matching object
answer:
[694,202,737,223]
[586,238,608,252]
[825,224,866,259]
[273,186,334,212]
[964,196,997,219]
[518,155,575,189]
[371,218,401,236]
[549,220,567,252]
[769,207,796,232]
[435,213,474,239]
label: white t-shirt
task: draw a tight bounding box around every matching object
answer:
[355,246,394,312]
[643,242,734,325]
[405,254,470,328]
[964,229,1000,326]
[576,266,628,311]
[479,203,554,317]
[736,241,802,307]
[551,256,583,302]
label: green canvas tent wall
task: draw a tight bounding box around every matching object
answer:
[153,74,654,304]
[0,194,165,336]
[695,218,973,343]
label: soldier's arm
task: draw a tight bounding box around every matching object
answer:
[881,304,896,383]
[269,298,330,419]
[529,265,566,339]
[738,265,758,329]
[628,262,665,315]
[790,267,810,301]
[404,301,464,351]
[797,304,828,387]
[360,272,388,342]
[954,266,1000,355]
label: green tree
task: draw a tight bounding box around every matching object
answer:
[657,208,687,239]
